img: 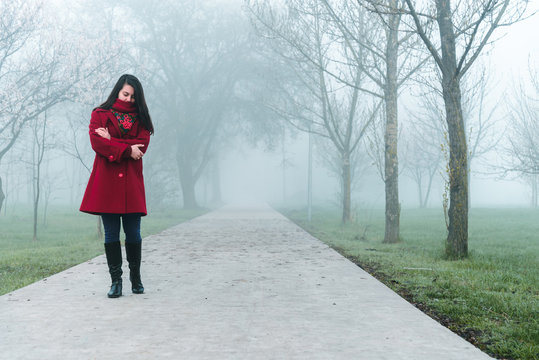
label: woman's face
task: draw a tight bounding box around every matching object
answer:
[118,84,135,103]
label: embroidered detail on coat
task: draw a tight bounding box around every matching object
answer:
[111,110,137,134]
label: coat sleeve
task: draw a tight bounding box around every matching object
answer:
[89,110,130,163]
[110,128,151,158]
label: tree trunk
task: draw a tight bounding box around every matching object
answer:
[32,138,39,242]
[438,0,468,258]
[177,158,199,209]
[42,182,50,226]
[417,174,424,208]
[531,175,537,208]
[0,176,4,215]
[342,152,351,224]
[33,155,40,242]
[33,197,39,241]
[282,128,287,204]
[307,130,313,222]
[423,169,436,208]
[97,216,103,240]
[383,3,400,243]
[211,160,222,205]
[467,160,471,209]
[444,83,468,258]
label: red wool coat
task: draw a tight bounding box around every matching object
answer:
[80,102,150,216]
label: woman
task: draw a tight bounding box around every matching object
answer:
[80,74,154,298]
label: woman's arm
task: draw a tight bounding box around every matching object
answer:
[110,128,151,156]
[89,110,131,163]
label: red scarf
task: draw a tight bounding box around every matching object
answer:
[111,98,137,113]
[111,99,138,134]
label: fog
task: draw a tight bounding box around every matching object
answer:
[0,0,538,220]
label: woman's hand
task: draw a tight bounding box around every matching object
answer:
[95,127,111,140]
[130,144,145,160]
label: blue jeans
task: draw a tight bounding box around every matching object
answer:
[101,213,142,244]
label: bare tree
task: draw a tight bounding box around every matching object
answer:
[502,64,539,188]
[401,0,530,258]
[247,0,380,223]
[526,174,539,208]
[316,133,371,211]
[461,66,502,207]
[0,1,42,213]
[402,94,445,208]
[29,111,48,241]
[40,0,125,237]
[404,63,500,210]
[125,0,250,209]
[0,0,120,215]
[27,38,63,240]
[318,0,426,241]
[0,154,26,216]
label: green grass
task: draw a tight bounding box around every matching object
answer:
[0,206,207,296]
[282,207,539,360]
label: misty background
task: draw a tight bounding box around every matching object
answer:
[1,0,538,224]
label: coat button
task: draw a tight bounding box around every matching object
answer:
[119,173,124,178]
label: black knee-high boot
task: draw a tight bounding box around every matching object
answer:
[125,242,144,294]
[104,242,123,298]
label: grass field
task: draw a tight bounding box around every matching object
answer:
[0,206,207,296]
[282,207,539,360]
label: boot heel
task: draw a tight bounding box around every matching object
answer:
[108,278,122,298]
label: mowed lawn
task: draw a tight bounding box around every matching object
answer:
[0,206,207,296]
[283,207,539,360]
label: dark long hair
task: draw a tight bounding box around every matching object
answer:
[97,74,154,134]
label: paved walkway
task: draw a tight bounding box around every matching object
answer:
[0,205,492,359]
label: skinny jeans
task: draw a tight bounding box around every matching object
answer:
[101,213,142,244]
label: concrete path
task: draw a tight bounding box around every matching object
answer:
[0,205,492,359]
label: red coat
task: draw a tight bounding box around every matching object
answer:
[80,106,150,216]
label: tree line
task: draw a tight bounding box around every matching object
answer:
[0,0,535,258]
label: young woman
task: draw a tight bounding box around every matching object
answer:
[80,74,154,298]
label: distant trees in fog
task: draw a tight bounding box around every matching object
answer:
[403,65,501,209]
[503,65,539,205]
[89,0,282,210]
[247,0,531,258]
[0,1,53,214]
[0,0,536,255]
[323,0,425,243]
[0,2,82,216]
[247,0,382,224]
[0,0,124,238]
[127,1,253,208]
[1,0,282,219]
[402,95,444,209]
